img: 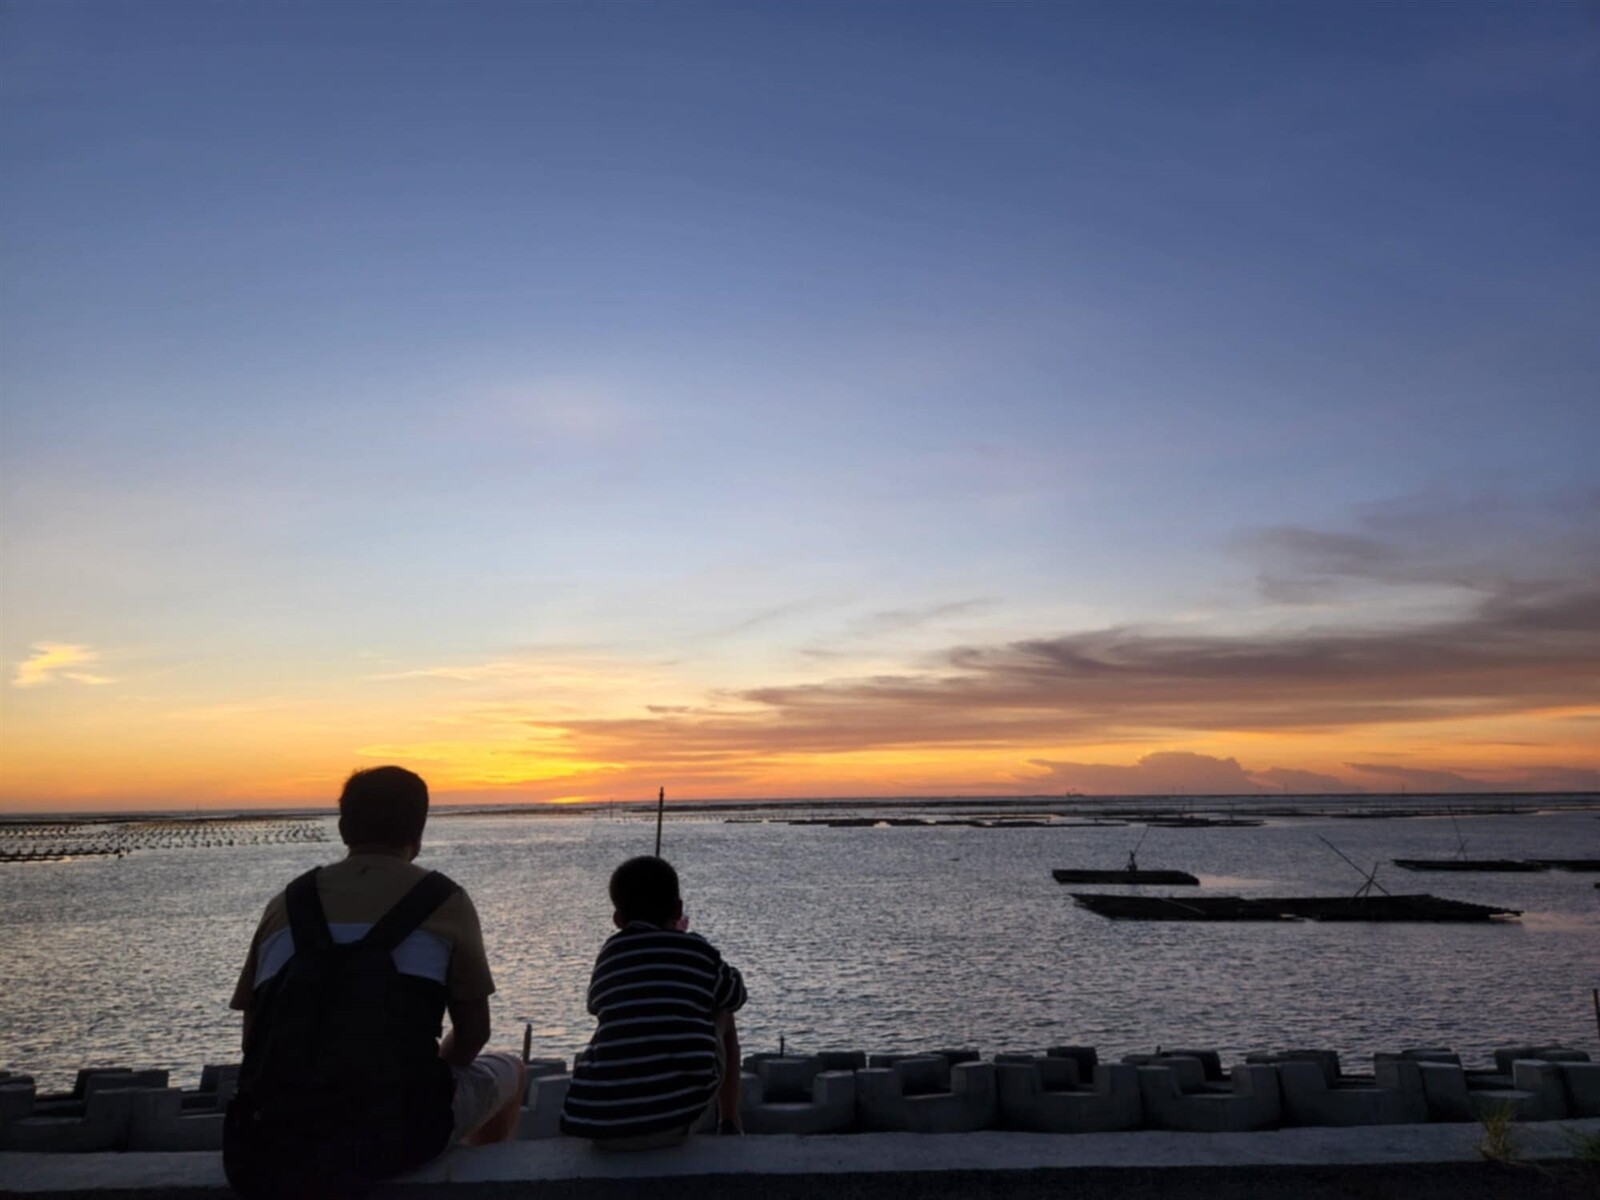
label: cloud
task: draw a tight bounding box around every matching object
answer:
[1347,761,1600,794]
[1240,486,1600,605]
[373,652,674,697]
[11,643,114,688]
[710,598,838,639]
[706,579,1600,748]
[847,598,997,636]
[1026,751,1265,795]
[378,661,540,683]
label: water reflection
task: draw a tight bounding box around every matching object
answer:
[0,807,1595,1091]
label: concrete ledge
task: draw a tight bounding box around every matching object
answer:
[1,1120,1596,1197]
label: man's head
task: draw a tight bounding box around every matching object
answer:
[338,766,428,857]
[609,855,682,928]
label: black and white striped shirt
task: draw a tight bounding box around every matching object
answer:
[560,922,747,1138]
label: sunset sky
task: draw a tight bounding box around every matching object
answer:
[3,1,1597,810]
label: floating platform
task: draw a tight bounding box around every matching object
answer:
[1052,868,1200,885]
[1069,893,1521,923]
[0,848,121,863]
[1143,817,1264,828]
[1392,858,1549,873]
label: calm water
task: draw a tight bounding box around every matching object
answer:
[2,803,1597,1092]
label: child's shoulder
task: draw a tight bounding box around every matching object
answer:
[600,923,724,960]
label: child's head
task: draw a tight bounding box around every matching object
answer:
[609,855,683,928]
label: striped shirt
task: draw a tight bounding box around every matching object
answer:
[560,922,747,1138]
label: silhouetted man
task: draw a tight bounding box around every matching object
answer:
[224,766,522,1197]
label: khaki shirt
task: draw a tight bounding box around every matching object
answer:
[231,853,495,1009]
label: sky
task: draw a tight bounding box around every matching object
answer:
[2,0,1597,810]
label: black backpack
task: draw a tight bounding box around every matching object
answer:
[224,867,461,1199]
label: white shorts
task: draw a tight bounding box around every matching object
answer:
[450,1052,523,1140]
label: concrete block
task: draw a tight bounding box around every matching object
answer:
[995,1058,1142,1133]
[744,1050,865,1074]
[1275,1059,1428,1126]
[194,1068,240,1113]
[995,1054,1080,1091]
[1159,1049,1226,1083]
[515,1073,570,1140]
[1247,1050,1343,1089]
[740,1056,857,1135]
[1044,1046,1099,1078]
[1493,1046,1590,1075]
[867,1049,979,1070]
[1411,1059,1567,1123]
[73,1069,169,1099]
[1557,1062,1600,1117]
[814,1051,867,1072]
[127,1088,224,1151]
[1,1085,143,1152]
[1412,1061,1474,1121]
[0,1077,37,1127]
[858,1058,997,1133]
[1398,1048,1461,1066]
[1137,1062,1281,1132]
[1125,1054,1209,1092]
[748,1057,820,1102]
[1501,1060,1568,1121]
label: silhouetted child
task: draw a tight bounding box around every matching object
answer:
[560,856,746,1147]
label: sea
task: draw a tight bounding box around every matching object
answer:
[2,796,1596,1093]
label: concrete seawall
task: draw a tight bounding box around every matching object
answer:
[3,1123,1600,1199]
[5,1041,1597,1153]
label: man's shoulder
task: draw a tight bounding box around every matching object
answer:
[321,854,427,884]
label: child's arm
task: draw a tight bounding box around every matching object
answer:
[710,958,746,1132]
[715,1009,741,1131]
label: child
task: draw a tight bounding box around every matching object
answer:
[560,856,746,1147]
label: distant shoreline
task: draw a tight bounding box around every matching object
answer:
[3,791,1597,825]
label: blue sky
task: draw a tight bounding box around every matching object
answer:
[3,1,1596,805]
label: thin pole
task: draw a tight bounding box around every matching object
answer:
[1592,988,1599,1043]
[654,786,665,857]
[1316,834,1391,896]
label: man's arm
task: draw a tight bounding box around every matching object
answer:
[241,1007,253,1053]
[440,997,491,1069]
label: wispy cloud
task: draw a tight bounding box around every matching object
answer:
[1239,486,1600,605]
[846,597,997,637]
[11,643,114,688]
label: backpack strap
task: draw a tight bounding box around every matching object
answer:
[285,868,333,954]
[360,871,460,953]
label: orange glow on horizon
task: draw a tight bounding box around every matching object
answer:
[3,646,1595,811]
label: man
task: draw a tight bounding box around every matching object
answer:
[226,766,523,1197]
